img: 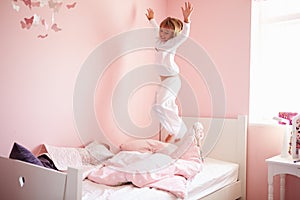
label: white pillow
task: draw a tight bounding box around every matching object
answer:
[85,141,114,163]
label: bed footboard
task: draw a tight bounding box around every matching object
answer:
[0,156,81,200]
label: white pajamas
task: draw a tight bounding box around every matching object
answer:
[150,19,190,141]
[153,75,187,140]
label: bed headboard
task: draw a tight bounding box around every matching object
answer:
[182,115,247,200]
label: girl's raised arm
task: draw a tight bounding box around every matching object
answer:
[181,2,193,23]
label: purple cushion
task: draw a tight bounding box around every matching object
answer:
[38,154,57,170]
[9,142,43,167]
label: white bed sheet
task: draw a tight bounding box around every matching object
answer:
[187,158,239,199]
[82,158,238,200]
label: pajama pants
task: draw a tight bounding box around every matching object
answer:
[152,75,187,141]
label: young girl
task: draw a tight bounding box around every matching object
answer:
[146,2,193,143]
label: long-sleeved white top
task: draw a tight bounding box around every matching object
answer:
[150,19,190,76]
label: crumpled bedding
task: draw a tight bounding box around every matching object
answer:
[38,141,114,178]
[39,132,203,199]
[87,134,203,199]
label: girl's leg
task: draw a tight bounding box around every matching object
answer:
[153,76,187,142]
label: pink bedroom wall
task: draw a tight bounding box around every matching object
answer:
[166,0,251,118]
[0,0,167,155]
[247,124,284,200]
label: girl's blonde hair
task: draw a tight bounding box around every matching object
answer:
[160,17,183,37]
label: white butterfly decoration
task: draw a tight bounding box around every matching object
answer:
[12,1,20,12]
[11,0,77,39]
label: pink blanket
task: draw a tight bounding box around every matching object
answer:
[88,137,203,199]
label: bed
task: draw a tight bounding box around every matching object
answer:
[0,115,247,200]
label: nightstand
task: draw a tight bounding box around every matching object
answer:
[266,155,300,200]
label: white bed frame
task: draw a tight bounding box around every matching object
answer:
[0,115,247,200]
[184,115,247,200]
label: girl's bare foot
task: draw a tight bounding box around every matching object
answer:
[165,134,173,143]
[165,134,181,143]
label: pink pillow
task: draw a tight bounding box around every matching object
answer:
[120,139,176,154]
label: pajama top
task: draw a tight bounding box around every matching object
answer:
[149,19,191,76]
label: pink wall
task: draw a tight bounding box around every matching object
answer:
[2,0,298,199]
[248,124,284,199]
[248,125,300,200]
[0,0,167,155]
[167,0,251,118]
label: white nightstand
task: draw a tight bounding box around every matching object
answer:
[266,155,300,200]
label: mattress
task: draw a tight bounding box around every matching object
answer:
[187,158,239,199]
[82,158,239,200]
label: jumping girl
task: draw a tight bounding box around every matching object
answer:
[146,2,194,143]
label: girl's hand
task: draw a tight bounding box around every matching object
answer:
[146,8,154,20]
[181,1,193,23]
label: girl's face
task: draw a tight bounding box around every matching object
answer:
[159,26,174,42]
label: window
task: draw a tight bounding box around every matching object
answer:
[250,0,300,123]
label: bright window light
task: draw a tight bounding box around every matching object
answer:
[250,0,300,123]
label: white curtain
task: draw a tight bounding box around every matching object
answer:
[250,0,300,123]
